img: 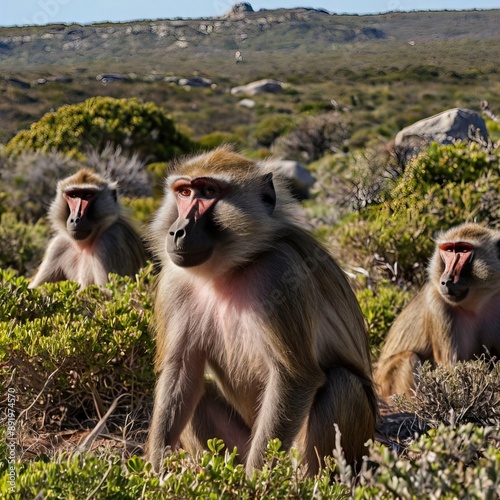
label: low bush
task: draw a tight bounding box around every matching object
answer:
[308,145,401,220]
[0,213,49,276]
[145,161,169,198]
[5,97,194,162]
[3,425,499,498]
[359,424,500,498]
[1,439,351,499]
[0,268,155,434]
[273,112,350,162]
[198,132,245,150]
[122,196,160,224]
[393,141,495,194]
[298,101,336,115]
[356,281,413,356]
[393,358,500,428]
[252,114,296,147]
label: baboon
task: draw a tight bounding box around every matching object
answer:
[146,147,376,477]
[376,223,500,398]
[29,169,147,288]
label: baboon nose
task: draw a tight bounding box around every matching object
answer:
[441,275,454,287]
[170,229,186,244]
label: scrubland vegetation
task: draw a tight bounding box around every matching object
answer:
[1,7,500,497]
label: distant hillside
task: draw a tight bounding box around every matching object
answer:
[0,8,499,74]
[1,7,500,147]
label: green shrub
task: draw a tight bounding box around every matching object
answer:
[5,97,194,162]
[298,101,335,115]
[311,146,402,216]
[348,127,372,148]
[146,161,169,197]
[198,132,245,150]
[358,425,500,498]
[356,281,413,356]
[122,196,161,224]
[0,268,155,431]
[252,114,296,147]
[0,213,49,276]
[394,141,494,194]
[1,439,350,499]
[336,209,435,286]
[1,453,161,499]
[4,425,499,498]
[485,117,500,143]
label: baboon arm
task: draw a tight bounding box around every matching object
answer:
[28,239,69,288]
[245,365,324,475]
[147,347,206,471]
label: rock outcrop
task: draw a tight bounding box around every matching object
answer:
[395,108,488,165]
[231,79,284,96]
[224,3,254,18]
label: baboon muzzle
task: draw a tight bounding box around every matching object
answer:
[438,242,474,302]
[64,190,96,240]
[167,214,216,267]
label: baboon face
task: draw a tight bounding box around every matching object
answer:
[166,177,226,267]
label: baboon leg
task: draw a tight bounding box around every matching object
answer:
[181,381,251,461]
[296,367,375,476]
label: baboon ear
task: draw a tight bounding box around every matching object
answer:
[260,172,276,215]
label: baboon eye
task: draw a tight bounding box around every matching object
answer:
[65,190,95,200]
[439,242,473,254]
[455,242,474,254]
[177,187,192,198]
[440,243,455,252]
[201,185,219,198]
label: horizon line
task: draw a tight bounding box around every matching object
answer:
[0,7,498,29]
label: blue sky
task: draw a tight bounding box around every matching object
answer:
[2,0,499,27]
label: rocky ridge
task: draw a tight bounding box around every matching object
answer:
[1,7,499,66]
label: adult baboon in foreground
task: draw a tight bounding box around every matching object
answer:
[146,147,376,477]
[29,169,147,288]
[376,223,500,398]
